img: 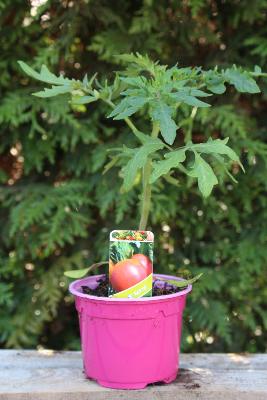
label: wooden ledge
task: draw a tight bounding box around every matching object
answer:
[1,350,267,399]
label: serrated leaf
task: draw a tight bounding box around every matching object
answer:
[224,68,260,93]
[189,138,244,171]
[116,52,156,72]
[203,71,226,94]
[150,149,186,183]
[107,97,129,118]
[170,91,211,107]
[122,141,164,191]
[188,153,218,197]
[33,85,71,97]
[121,88,146,96]
[151,103,177,145]
[18,61,45,81]
[120,76,146,87]
[108,96,148,120]
[18,61,71,85]
[113,105,143,120]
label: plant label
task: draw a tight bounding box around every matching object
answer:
[108,230,154,298]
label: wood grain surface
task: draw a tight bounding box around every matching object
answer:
[0,350,266,400]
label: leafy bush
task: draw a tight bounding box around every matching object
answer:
[0,0,267,352]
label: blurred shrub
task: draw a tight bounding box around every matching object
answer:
[0,0,267,351]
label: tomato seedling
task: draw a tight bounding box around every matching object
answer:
[18,54,265,288]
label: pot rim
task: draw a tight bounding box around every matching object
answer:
[69,273,192,302]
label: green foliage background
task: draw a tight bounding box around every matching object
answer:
[1,0,267,352]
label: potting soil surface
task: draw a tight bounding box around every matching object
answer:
[81,275,185,297]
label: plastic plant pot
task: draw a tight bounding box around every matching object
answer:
[69,273,192,390]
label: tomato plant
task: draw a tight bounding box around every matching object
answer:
[19,54,265,284]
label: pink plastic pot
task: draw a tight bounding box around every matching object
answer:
[69,273,192,390]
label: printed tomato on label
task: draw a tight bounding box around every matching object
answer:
[131,254,152,276]
[110,259,147,292]
[109,259,115,275]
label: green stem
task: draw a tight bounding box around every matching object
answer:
[103,97,161,231]
[138,122,160,230]
[138,161,152,230]
[185,106,197,142]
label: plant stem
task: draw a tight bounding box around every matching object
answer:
[185,106,197,142]
[103,97,161,231]
[138,161,152,230]
[138,122,159,230]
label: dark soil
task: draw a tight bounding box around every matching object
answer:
[81,275,186,297]
[81,277,109,297]
[152,279,185,296]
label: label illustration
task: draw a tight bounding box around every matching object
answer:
[109,230,154,298]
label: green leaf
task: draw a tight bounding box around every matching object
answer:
[108,96,148,119]
[254,65,262,74]
[33,85,72,97]
[120,76,146,87]
[208,83,226,94]
[116,52,156,72]
[213,154,238,184]
[64,267,91,278]
[189,138,244,172]
[151,103,177,145]
[189,89,212,97]
[134,130,151,144]
[204,71,226,94]
[18,61,45,81]
[107,97,129,118]
[134,130,166,149]
[170,90,211,108]
[224,68,260,93]
[72,95,97,104]
[64,261,109,279]
[150,149,186,183]
[250,65,267,77]
[160,273,203,288]
[188,153,218,197]
[18,61,71,86]
[122,140,164,190]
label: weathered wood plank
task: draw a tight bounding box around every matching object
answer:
[0,350,266,400]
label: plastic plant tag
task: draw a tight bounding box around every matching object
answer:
[109,230,154,298]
